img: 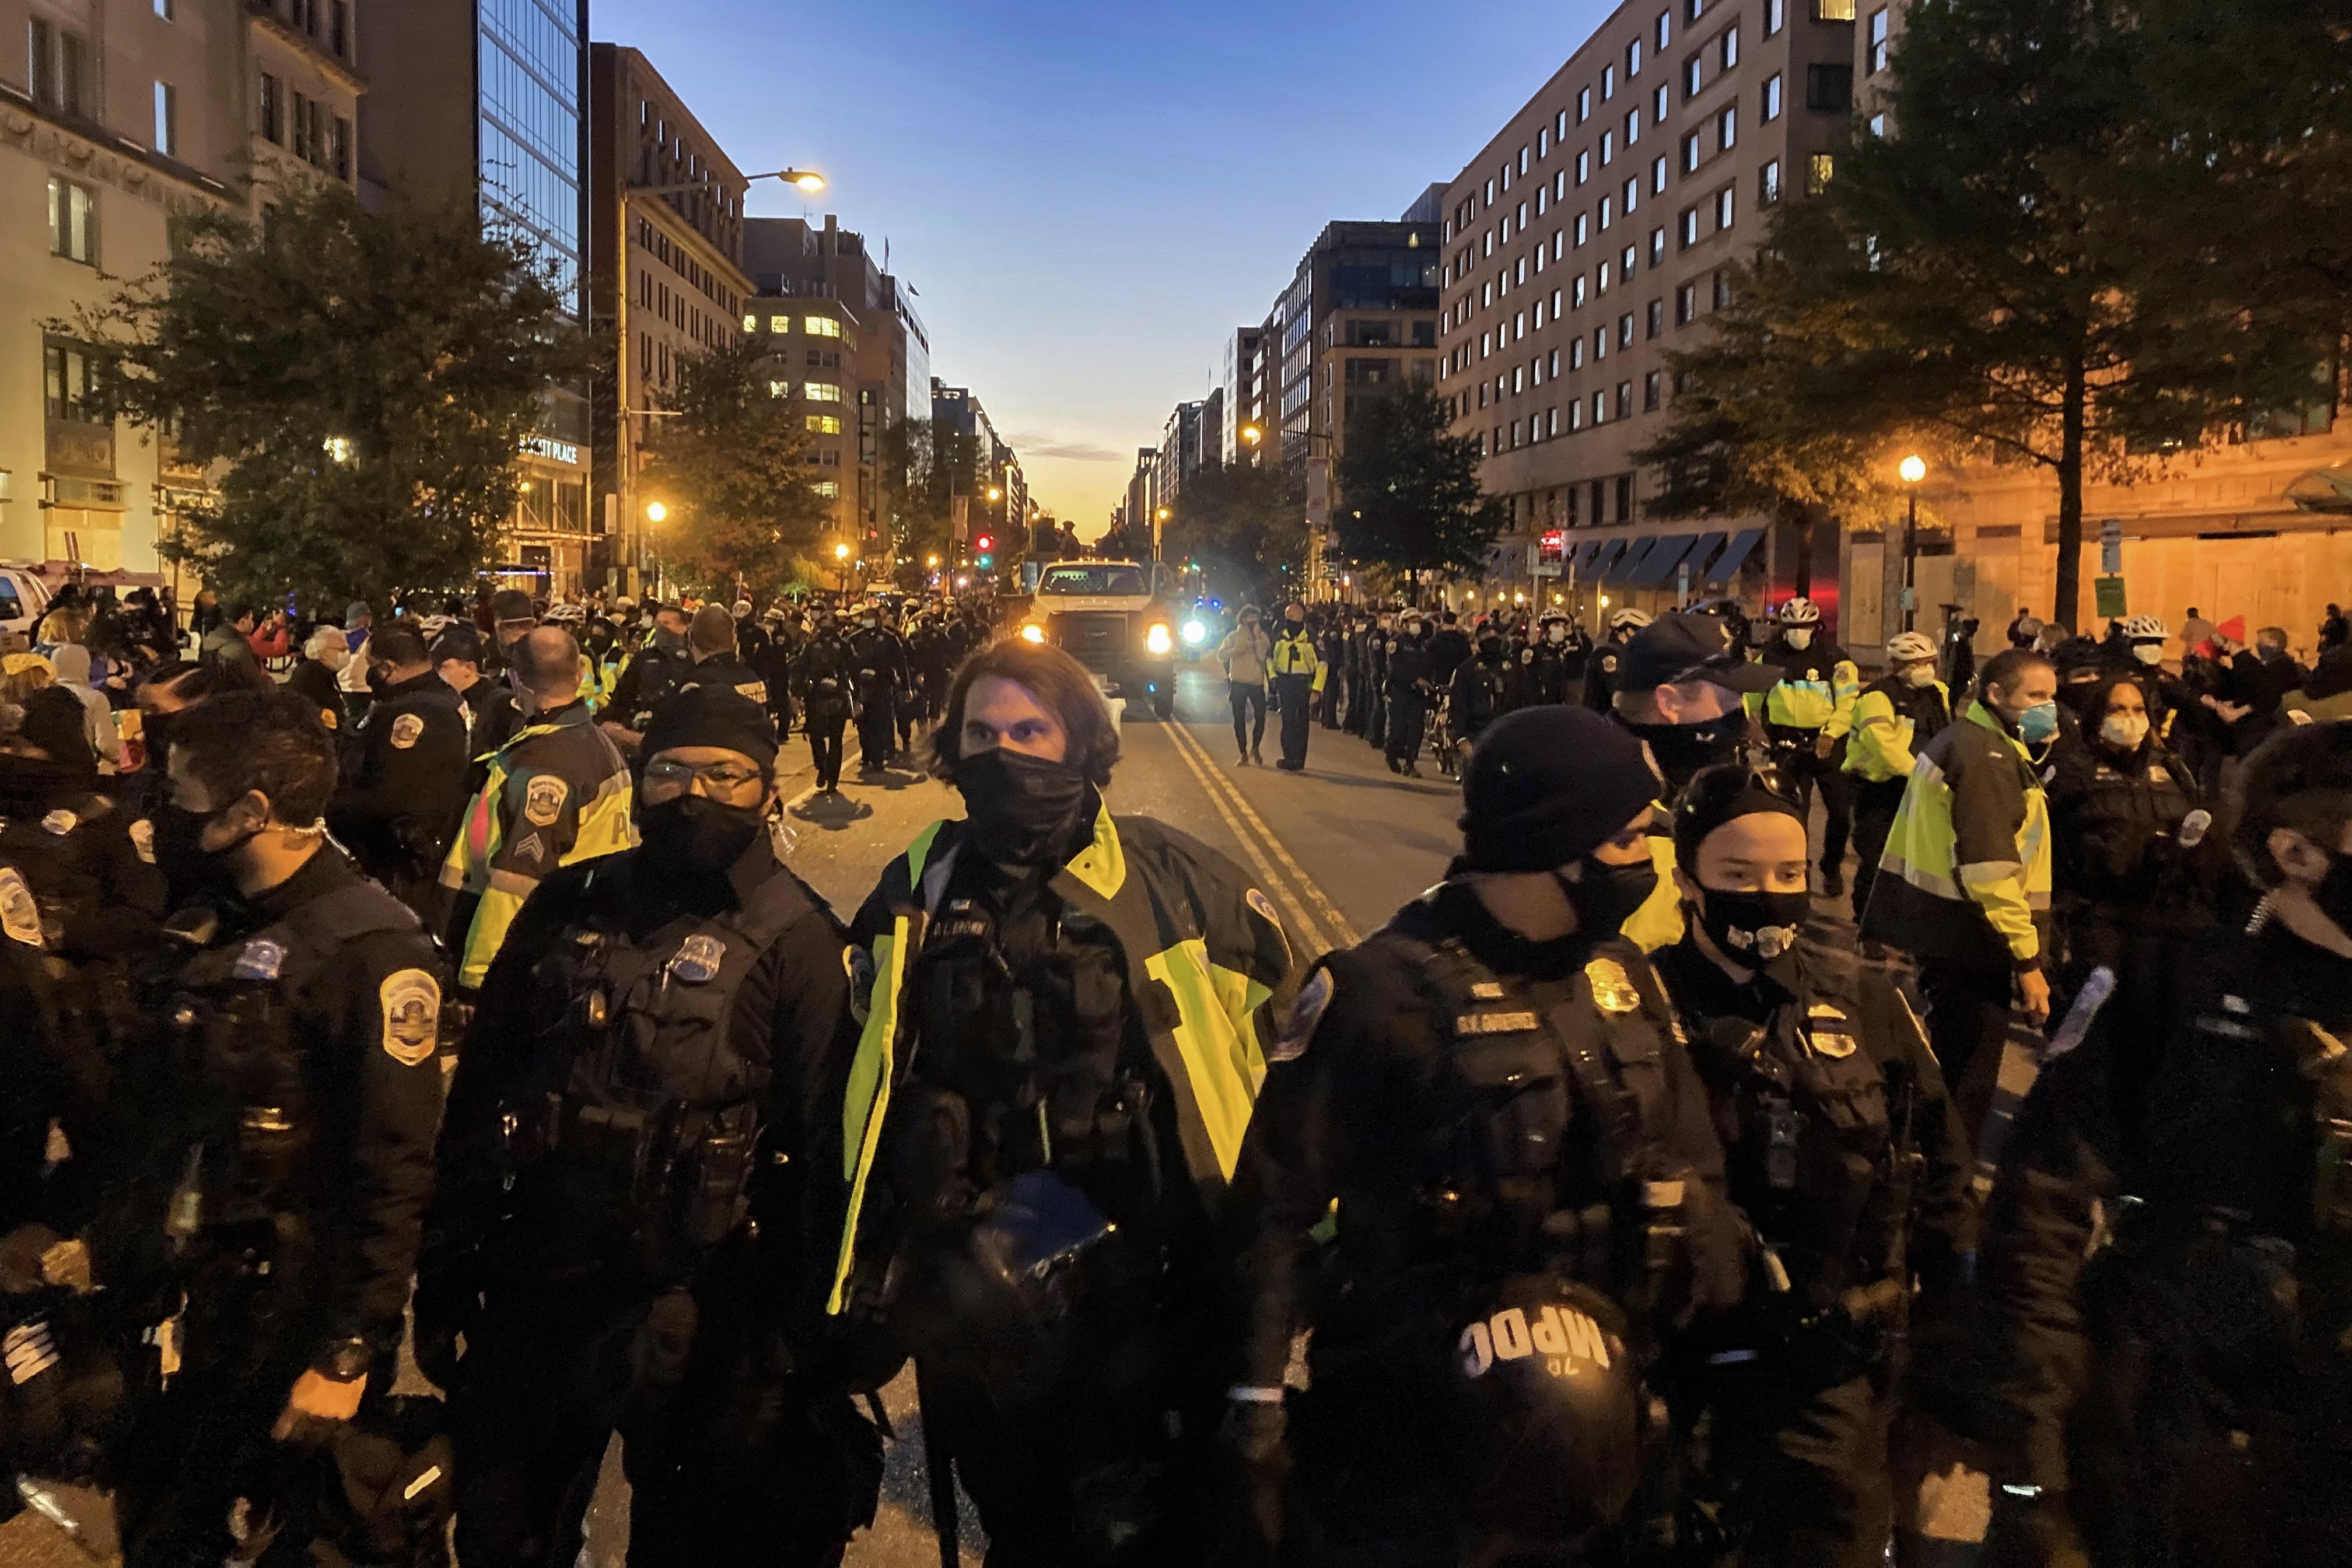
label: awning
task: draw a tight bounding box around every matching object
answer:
[1584,538,1628,581]
[1569,539,1608,575]
[1703,527,1765,585]
[1604,537,1658,584]
[2287,466,2352,514]
[1681,529,1728,583]
[1627,534,1701,587]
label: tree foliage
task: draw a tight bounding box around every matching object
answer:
[1165,457,1306,606]
[75,179,589,610]
[1333,382,1506,582]
[640,337,829,606]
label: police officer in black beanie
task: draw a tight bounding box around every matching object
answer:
[1651,763,1973,1568]
[1223,705,1745,1567]
[418,687,879,1568]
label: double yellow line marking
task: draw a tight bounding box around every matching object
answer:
[1161,715,1362,959]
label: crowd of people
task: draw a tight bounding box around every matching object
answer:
[3,568,2349,1568]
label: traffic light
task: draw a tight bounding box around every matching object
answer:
[977,554,994,569]
[974,534,993,554]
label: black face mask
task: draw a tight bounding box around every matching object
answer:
[152,802,257,903]
[1625,717,1742,791]
[1556,855,1660,937]
[1694,886,1812,964]
[652,626,687,654]
[638,795,766,876]
[956,747,1093,868]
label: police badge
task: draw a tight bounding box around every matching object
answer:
[667,933,726,984]
[235,939,288,982]
[0,867,44,949]
[1585,956,1641,1014]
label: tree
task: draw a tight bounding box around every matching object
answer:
[1165,458,1306,606]
[1332,382,1506,584]
[640,337,828,605]
[75,179,588,610]
[1781,0,2339,627]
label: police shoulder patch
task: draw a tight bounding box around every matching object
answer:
[1272,966,1333,1062]
[129,818,156,864]
[523,774,568,827]
[848,944,876,1024]
[0,867,44,949]
[668,932,726,984]
[379,969,441,1066]
[388,712,425,750]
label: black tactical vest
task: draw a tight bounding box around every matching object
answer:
[509,861,818,1276]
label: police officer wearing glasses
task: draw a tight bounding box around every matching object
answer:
[1651,764,1973,1567]
[1224,705,1745,1567]
[419,687,878,1568]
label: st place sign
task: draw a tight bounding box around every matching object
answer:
[521,435,582,467]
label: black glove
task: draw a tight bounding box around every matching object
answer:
[1215,1396,1289,1567]
[409,1266,477,1393]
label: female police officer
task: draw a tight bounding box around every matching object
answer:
[1651,764,1973,1567]
[1222,705,1745,1566]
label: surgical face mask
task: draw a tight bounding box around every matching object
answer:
[1695,885,1811,964]
[1557,855,1660,937]
[2099,712,2150,751]
[2017,700,2060,745]
[956,746,1093,867]
[1784,628,1815,650]
[320,646,352,673]
[1548,626,1566,645]
[861,617,877,630]
[1902,663,1938,689]
[2132,642,2164,666]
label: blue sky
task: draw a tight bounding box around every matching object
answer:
[592,0,1618,533]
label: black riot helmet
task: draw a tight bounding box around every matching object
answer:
[1443,1278,1648,1555]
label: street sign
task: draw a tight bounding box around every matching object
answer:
[1532,531,1564,578]
[2094,576,2128,618]
[2099,517,2123,576]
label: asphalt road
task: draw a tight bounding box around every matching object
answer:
[2,664,1465,1568]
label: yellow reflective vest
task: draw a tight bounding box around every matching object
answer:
[1269,629,1327,692]
[439,702,636,988]
[1749,639,1861,736]
[827,804,1300,1314]
[1844,677,1952,784]
[1861,701,2052,969]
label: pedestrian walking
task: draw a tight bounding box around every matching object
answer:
[1217,606,1273,764]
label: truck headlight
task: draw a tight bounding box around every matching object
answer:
[1180,618,1208,647]
[1020,623,1045,644]
[1145,623,1173,656]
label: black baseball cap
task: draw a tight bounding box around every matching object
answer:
[1620,612,1780,695]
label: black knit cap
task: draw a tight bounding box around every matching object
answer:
[1671,762,1805,866]
[1459,706,1663,872]
[641,686,778,772]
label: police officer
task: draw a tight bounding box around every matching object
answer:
[1224,705,1745,1566]
[846,604,907,772]
[1448,622,1507,769]
[671,604,771,713]
[1363,609,1393,748]
[1543,613,1591,705]
[105,689,444,1567]
[1752,598,1861,899]
[1979,720,2352,1567]
[419,688,878,1567]
[824,638,1297,1567]
[1845,630,1952,927]
[1269,602,1325,772]
[794,608,857,797]
[326,625,468,922]
[603,601,695,754]
[1384,610,1436,777]
[440,626,636,992]
[1653,764,1973,1567]
[431,624,520,760]
[1315,612,1347,732]
[1584,606,1655,713]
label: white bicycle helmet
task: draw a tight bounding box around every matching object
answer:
[1885,631,1938,664]
[544,602,586,625]
[1607,607,1654,632]
[1778,597,1822,626]
[2120,614,2166,641]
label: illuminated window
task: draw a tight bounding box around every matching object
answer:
[1808,153,1836,194]
[48,176,95,264]
[769,314,789,333]
[742,314,757,332]
[768,381,789,398]
[804,382,842,402]
[807,414,842,434]
[804,316,841,338]
[1815,0,1854,18]
[813,480,840,498]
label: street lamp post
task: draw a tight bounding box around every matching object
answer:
[615,166,825,596]
[833,541,852,597]
[1898,454,1927,632]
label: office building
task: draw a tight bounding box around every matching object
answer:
[1221,327,1265,466]
[1154,399,1204,523]
[1125,449,1156,552]
[748,215,930,570]
[1436,0,1854,620]
[4,0,361,584]
[932,381,1026,561]
[360,0,595,592]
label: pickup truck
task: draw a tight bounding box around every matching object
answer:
[1014,559,1181,719]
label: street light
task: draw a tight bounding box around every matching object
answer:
[1898,454,1926,632]
[987,487,1003,502]
[645,501,667,523]
[1240,424,1263,446]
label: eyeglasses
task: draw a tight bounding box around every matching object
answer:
[643,760,766,793]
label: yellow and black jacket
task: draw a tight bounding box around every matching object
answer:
[1749,638,1861,738]
[439,701,635,989]
[1861,701,2052,971]
[825,803,1300,1314]
[1268,628,1327,692]
[1845,676,1953,784]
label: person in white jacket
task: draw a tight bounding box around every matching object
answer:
[1216,605,1275,764]
[46,642,121,774]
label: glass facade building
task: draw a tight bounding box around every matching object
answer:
[478,0,586,316]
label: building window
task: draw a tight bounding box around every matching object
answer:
[1870,112,1888,137]
[1629,38,1643,75]
[1679,207,1699,247]
[1645,370,1664,411]
[1657,9,1671,47]
[1594,390,1608,425]
[48,177,95,264]
[1621,242,1638,278]
[1619,312,1636,348]
[1816,0,1856,18]
[1539,126,1550,158]
[331,0,351,57]
[1615,382,1634,419]
[1684,55,1703,97]
[1626,107,1642,145]
[1682,130,1702,173]
[1655,83,1671,121]
[1807,63,1854,111]
[43,342,101,422]
[1650,226,1667,265]
[1717,106,1737,152]
[1577,150,1591,186]
[1574,275,1590,309]
[1808,153,1837,194]
[1601,130,1615,166]
[1602,64,1616,100]
[1715,187,1735,230]
[258,72,283,144]
[331,115,351,180]
[1764,72,1784,121]
[807,315,845,339]
[742,313,758,332]
[1556,108,1570,140]
[155,0,173,18]
[1623,176,1639,214]
[1646,298,1664,338]
[1720,24,1738,69]
[1867,8,1891,72]
[1676,282,1698,324]
[1552,286,1564,315]
[1594,325,1608,359]
[1578,87,1592,123]
[1760,159,1783,204]
[1570,399,1585,433]
[1616,475,1634,519]
[1713,271,1732,309]
[813,481,840,499]
[1571,338,1586,370]
[1650,155,1667,195]
[1765,0,1784,35]
[1600,197,1612,230]
[1574,213,1589,246]
[804,383,843,402]
[29,18,91,116]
